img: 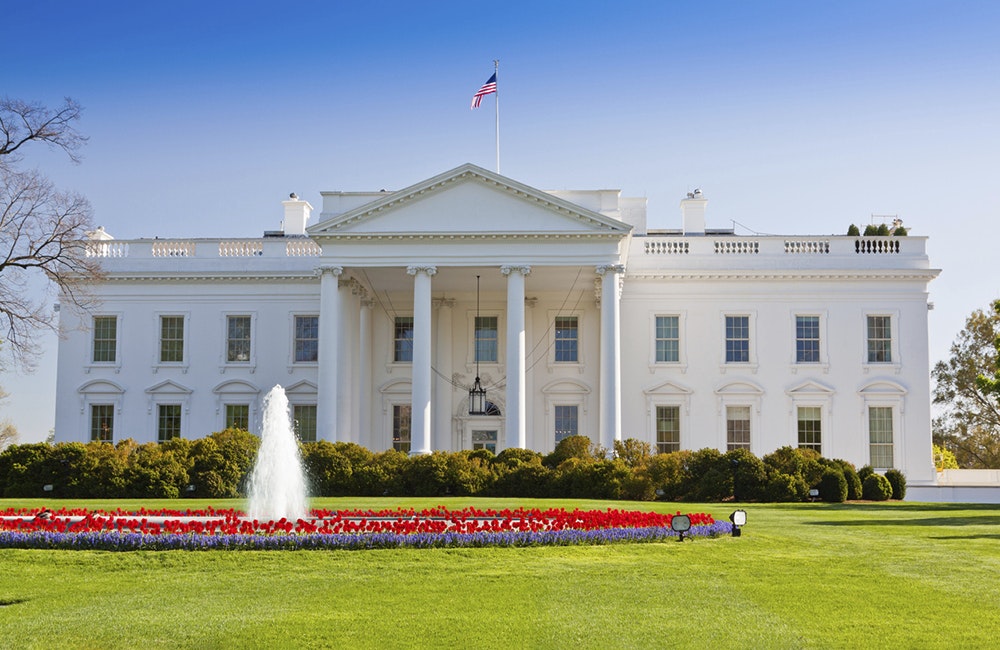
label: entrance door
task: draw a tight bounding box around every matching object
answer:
[472,429,498,453]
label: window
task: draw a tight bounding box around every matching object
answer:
[293,404,317,443]
[294,316,319,363]
[158,315,184,363]
[726,405,751,451]
[225,404,250,431]
[655,406,680,453]
[472,430,498,453]
[227,316,252,363]
[725,316,750,363]
[867,316,892,363]
[554,405,578,443]
[655,316,680,363]
[869,406,894,468]
[393,317,414,363]
[90,404,114,442]
[796,316,820,363]
[554,317,579,363]
[475,316,498,363]
[797,406,822,452]
[157,404,182,443]
[92,316,118,363]
[392,404,411,453]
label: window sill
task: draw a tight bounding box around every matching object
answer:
[790,362,829,375]
[84,363,121,374]
[862,362,901,375]
[648,362,688,374]
[152,363,189,374]
[720,362,758,374]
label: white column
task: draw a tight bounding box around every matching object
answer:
[434,298,455,451]
[597,264,625,451]
[407,265,436,455]
[358,298,373,449]
[337,279,358,443]
[316,265,343,442]
[502,265,531,449]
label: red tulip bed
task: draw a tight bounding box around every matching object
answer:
[0,506,728,551]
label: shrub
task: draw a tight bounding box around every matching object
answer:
[764,472,804,502]
[857,465,876,483]
[687,448,731,501]
[862,473,893,501]
[641,451,692,501]
[876,223,890,236]
[847,224,861,236]
[0,443,53,497]
[490,462,553,498]
[613,438,654,469]
[399,452,450,496]
[492,447,543,470]
[726,448,767,502]
[354,450,408,496]
[863,224,878,236]
[893,226,907,236]
[884,469,906,500]
[124,441,189,498]
[544,435,598,468]
[827,459,863,500]
[443,451,495,496]
[187,428,260,498]
[818,467,848,502]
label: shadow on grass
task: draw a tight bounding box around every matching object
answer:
[808,515,1000,527]
[761,502,1000,513]
[929,533,1000,540]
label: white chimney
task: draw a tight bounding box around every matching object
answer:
[680,189,707,235]
[282,193,313,235]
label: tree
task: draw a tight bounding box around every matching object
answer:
[932,301,1000,468]
[1,97,103,371]
[0,387,17,450]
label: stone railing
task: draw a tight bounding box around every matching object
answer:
[643,240,689,255]
[86,238,322,259]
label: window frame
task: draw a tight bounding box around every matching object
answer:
[553,404,580,444]
[157,403,183,443]
[725,405,752,451]
[553,315,580,364]
[654,404,681,454]
[392,403,412,453]
[791,312,830,372]
[222,313,257,371]
[652,314,683,366]
[292,314,320,365]
[89,403,115,443]
[292,403,318,443]
[393,315,415,364]
[868,405,895,469]
[720,311,758,372]
[88,313,123,371]
[864,312,900,370]
[465,310,503,372]
[796,405,823,454]
[224,403,251,431]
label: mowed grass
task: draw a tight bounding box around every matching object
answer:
[1,498,999,649]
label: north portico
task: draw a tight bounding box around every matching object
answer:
[60,162,939,483]
[305,163,633,454]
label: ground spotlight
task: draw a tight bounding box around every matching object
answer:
[670,514,692,542]
[729,509,747,537]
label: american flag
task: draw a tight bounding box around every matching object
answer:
[471,73,497,109]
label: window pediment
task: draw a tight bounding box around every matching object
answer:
[145,380,193,396]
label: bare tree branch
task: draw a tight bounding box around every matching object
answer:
[0,97,87,165]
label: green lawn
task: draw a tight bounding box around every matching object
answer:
[1,498,998,649]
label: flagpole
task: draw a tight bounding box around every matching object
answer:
[494,59,500,174]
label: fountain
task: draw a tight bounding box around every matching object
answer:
[247,385,309,522]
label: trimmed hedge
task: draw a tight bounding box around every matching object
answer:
[0,435,906,503]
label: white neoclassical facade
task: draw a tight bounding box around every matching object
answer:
[55,163,941,484]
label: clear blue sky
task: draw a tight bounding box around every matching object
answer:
[3,0,999,442]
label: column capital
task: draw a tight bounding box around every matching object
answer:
[500,264,532,277]
[595,263,626,276]
[316,264,344,277]
[433,297,457,309]
[407,265,438,277]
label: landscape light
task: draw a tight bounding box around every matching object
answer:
[670,514,692,542]
[729,509,747,537]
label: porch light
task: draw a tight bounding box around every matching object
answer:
[469,376,487,416]
[468,274,488,415]
[729,509,747,537]
[670,514,692,542]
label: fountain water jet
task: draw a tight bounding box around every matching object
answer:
[247,385,308,522]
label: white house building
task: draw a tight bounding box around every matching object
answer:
[55,163,941,484]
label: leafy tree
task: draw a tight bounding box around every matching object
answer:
[847,224,860,236]
[1,97,104,372]
[863,224,878,236]
[932,301,1000,467]
[613,438,654,468]
[0,420,16,451]
[932,444,958,471]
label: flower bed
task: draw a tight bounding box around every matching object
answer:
[0,507,728,551]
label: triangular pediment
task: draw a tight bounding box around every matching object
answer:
[145,380,193,395]
[643,380,693,396]
[308,163,632,238]
[785,380,835,396]
[284,380,317,396]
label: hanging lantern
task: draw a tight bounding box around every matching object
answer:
[469,376,487,416]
